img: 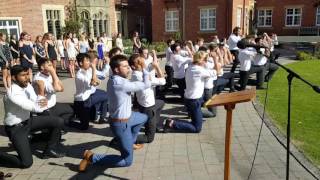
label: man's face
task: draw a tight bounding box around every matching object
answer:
[41,61,53,75]
[142,49,149,59]
[14,71,29,88]
[81,58,91,70]
[115,61,131,78]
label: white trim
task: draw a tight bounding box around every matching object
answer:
[41,4,66,33]
[285,7,302,27]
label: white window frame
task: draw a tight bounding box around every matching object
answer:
[0,18,22,39]
[165,10,179,32]
[316,7,320,26]
[285,7,302,27]
[258,9,272,27]
[200,8,216,31]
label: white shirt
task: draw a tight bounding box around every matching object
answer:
[239,48,257,71]
[184,64,214,99]
[165,47,173,66]
[115,38,123,50]
[254,48,268,66]
[132,70,166,107]
[228,34,241,50]
[33,72,56,109]
[204,57,217,89]
[172,54,192,79]
[4,83,45,126]
[74,68,96,101]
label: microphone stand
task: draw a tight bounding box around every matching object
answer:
[273,60,320,180]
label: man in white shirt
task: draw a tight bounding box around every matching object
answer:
[129,53,165,143]
[171,43,192,99]
[33,57,74,126]
[165,38,175,90]
[228,27,242,73]
[74,53,108,130]
[0,65,64,168]
[237,39,265,90]
[164,51,214,133]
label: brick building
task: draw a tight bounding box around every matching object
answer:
[116,0,152,40]
[256,0,320,36]
[0,0,118,39]
[151,0,254,42]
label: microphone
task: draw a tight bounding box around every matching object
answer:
[312,86,320,93]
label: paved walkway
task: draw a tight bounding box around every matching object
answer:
[0,57,318,180]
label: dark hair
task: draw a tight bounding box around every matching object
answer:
[11,65,29,77]
[237,39,247,49]
[0,32,3,38]
[198,46,208,52]
[37,57,50,70]
[208,43,218,51]
[138,46,148,54]
[110,54,128,73]
[255,37,262,43]
[167,38,173,46]
[76,53,90,65]
[233,27,241,34]
[109,47,122,58]
[170,42,180,53]
[128,54,140,67]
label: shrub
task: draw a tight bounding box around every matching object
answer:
[152,42,167,52]
[123,38,133,48]
[296,51,317,61]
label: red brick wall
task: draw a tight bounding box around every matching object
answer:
[257,0,318,35]
[152,0,252,42]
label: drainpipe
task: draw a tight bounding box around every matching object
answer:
[242,0,246,35]
[182,0,186,40]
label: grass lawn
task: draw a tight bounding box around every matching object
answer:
[257,60,320,167]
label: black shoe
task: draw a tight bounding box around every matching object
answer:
[42,149,65,159]
[163,119,172,133]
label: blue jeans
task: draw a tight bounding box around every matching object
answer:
[173,98,203,133]
[92,112,147,167]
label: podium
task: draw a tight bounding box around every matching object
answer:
[205,88,256,180]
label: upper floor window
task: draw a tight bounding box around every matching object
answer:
[286,8,301,26]
[316,7,320,26]
[200,8,216,31]
[258,9,272,27]
[165,10,179,32]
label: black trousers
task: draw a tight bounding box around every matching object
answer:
[41,103,74,125]
[230,50,239,73]
[239,65,265,90]
[136,99,165,144]
[175,78,186,99]
[0,115,63,168]
[165,65,174,89]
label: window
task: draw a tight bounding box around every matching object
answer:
[137,16,145,36]
[286,8,301,26]
[0,19,20,39]
[237,8,242,27]
[93,20,98,37]
[200,8,216,31]
[258,9,272,27]
[116,11,122,34]
[45,10,62,37]
[316,7,320,26]
[165,10,179,32]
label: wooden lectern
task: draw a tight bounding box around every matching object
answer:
[204,88,256,180]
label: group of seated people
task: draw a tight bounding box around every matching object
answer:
[0,28,279,172]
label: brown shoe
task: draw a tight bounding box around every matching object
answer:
[133,144,144,150]
[79,150,94,172]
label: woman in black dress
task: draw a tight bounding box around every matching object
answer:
[9,34,19,65]
[88,33,95,50]
[0,33,12,90]
[132,31,141,53]
[19,32,34,81]
[34,35,46,63]
[44,33,58,71]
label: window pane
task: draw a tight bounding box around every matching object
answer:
[47,20,53,33]
[295,8,301,15]
[287,9,293,15]
[287,16,293,25]
[209,17,215,29]
[258,17,264,26]
[258,10,265,16]
[317,15,320,25]
[209,9,214,16]
[294,16,300,25]
[266,10,272,16]
[266,17,272,25]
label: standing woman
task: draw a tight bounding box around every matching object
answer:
[132,31,141,53]
[66,33,77,78]
[44,33,58,71]
[34,35,46,63]
[57,34,66,70]
[0,33,12,90]
[78,34,89,54]
[96,37,105,70]
[88,33,95,51]
[9,34,19,65]
[19,32,34,81]
[115,33,124,51]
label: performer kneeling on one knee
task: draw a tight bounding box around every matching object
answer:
[163,51,215,133]
[79,54,150,171]
[129,52,165,144]
[0,65,64,168]
[73,53,108,130]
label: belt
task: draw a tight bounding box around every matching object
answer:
[110,118,129,123]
